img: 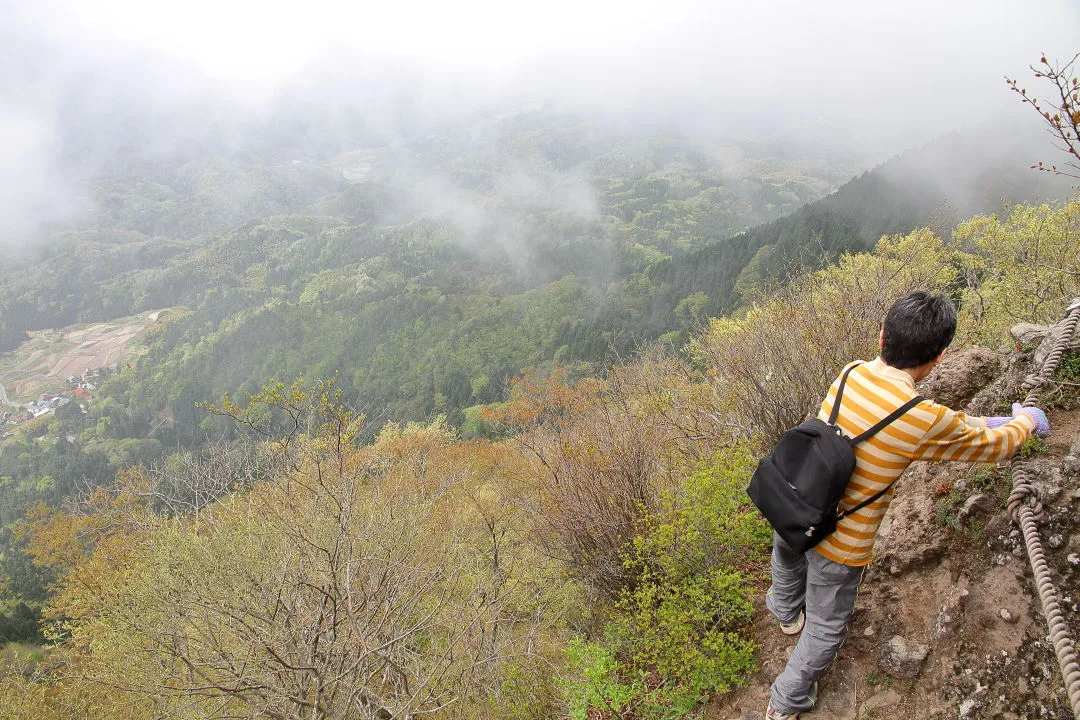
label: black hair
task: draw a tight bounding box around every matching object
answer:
[881,290,956,369]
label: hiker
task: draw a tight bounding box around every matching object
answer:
[763,290,1050,720]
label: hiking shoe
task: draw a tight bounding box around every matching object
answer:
[764,683,817,720]
[779,610,805,635]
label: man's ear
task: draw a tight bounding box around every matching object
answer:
[878,328,885,351]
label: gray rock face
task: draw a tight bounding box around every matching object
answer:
[967,352,1029,417]
[874,463,951,575]
[1027,460,1063,504]
[956,493,994,525]
[1064,436,1080,481]
[879,634,930,679]
[1063,454,1080,481]
[1011,323,1051,348]
[920,347,1003,410]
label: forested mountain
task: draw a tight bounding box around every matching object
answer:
[635,128,1077,321]
[0,110,1075,647]
[0,112,855,638]
[0,112,857,421]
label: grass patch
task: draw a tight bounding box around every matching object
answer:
[864,669,893,689]
[935,464,1010,534]
[1017,435,1050,459]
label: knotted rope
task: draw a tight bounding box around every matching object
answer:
[1006,297,1080,717]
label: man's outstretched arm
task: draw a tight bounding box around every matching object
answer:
[912,402,1045,463]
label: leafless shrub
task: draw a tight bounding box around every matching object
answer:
[692,230,957,444]
[141,440,277,517]
[46,383,562,720]
[498,366,682,600]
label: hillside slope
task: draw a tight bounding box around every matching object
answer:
[644,129,1076,322]
[709,325,1080,720]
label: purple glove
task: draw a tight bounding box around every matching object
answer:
[984,416,1013,429]
[1012,403,1050,437]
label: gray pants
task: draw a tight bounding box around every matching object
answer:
[766,534,864,715]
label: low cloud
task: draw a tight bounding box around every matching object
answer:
[0,104,89,244]
[2,0,1079,246]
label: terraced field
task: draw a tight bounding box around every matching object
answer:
[0,311,161,405]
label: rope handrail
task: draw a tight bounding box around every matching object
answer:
[1006,296,1080,718]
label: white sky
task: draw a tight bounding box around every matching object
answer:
[1,0,1078,243]
[2,0,1080,191]
[16,0,1080,104]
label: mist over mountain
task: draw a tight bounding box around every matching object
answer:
[3,0,1079,246]
[0,102,1073,432]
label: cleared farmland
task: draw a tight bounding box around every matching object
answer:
[0,311,161,405]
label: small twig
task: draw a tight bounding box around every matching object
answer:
[1037,263,1080,277]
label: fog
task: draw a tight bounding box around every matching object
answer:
[2,0,1079,244]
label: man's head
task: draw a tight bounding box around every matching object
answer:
[880,290,957,369]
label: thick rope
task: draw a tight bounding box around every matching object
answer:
[1006,297,1080,718]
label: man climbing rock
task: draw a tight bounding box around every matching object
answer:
[764,290,1050,720]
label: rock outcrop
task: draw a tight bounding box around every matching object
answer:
[919,347,1002,410]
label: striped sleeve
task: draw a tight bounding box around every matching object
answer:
[912,403,1034,462]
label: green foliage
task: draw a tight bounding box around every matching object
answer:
[610,568,756,716]
[955,200,1080,346]
[1045,350,1080,410]
[563,571,757,720]
[1018,435,1051,459]
[564,640,642,720]
[632,451,772,577]
[1058,351,1080,384]
[562,448,766,718]
[733,243,782,304]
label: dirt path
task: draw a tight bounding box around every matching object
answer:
[0,380,18,408]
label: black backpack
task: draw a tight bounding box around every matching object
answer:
[746,363,923,553]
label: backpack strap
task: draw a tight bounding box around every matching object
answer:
[848,395,924,445]
[838,474,903,519]
[837,487,887,520]
[827,362,862,425]
[836,394,925,520]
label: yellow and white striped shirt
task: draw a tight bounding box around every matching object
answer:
[814,357,1034,566]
